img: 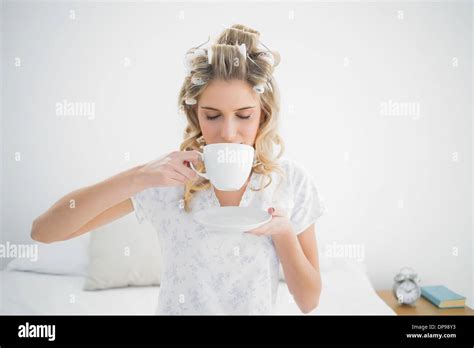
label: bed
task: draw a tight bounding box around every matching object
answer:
[1,259,395,315]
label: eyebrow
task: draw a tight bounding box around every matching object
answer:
[200,106,256,112]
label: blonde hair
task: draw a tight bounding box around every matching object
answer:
[178,24,285,212]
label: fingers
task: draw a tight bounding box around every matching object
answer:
[159,166,187,185]
[155,151,202,187]
[269,206,286,217]
[162,172,187,186]
[246,220,272,235]
[170,167,188,183]
[173,150,202,167]
[246,207,287,236]
[169,162,198,181]
[247,227,268,236]
[167,177,186,186]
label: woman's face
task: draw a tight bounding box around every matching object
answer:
[196,79,262,146]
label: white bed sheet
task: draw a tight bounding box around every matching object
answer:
[1,260,395,315]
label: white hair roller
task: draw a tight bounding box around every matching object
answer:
[184,53,194,72]
[194,48,206,57]
[191,76,207,86]
[258,51,275,67]
[207,47,213,65]
[184,97,197,105]
[256,40,277,67]
[253,84,265,94]
[183,48,207,73]
[237,43,247,59]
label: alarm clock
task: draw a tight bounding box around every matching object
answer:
[392,267,421,305]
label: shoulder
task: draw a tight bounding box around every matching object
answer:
[271,157,325,230]
[277,156,313,185]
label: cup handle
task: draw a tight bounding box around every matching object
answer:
[189,152,209,180]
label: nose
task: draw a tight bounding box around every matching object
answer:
[220,117,239,143]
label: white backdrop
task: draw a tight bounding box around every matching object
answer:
[1,1,472,308]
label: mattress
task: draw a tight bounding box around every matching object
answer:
[0,260,395,315]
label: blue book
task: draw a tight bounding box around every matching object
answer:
[421,285,466,309]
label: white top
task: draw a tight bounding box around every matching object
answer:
[130,157,325,315]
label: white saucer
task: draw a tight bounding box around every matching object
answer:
[193,206,272,233]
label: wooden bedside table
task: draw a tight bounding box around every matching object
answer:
[376,290,474,315]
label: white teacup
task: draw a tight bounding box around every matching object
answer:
[190,143,255,191]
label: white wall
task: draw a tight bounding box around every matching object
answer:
[1,1,472,308]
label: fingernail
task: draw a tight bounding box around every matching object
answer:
[269,207,275,214]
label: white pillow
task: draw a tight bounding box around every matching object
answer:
[83,213,161,290]
[5,233,90,276]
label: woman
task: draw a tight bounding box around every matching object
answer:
[31,24,325,315]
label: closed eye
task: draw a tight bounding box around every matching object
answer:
[206,115,251,120]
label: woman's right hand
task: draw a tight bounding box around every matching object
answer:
[136,150,201,190]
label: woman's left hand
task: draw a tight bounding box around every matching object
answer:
[245,207,293,236]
